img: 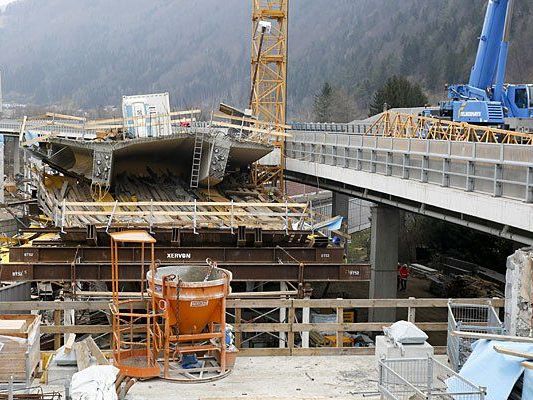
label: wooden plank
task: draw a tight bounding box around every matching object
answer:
[42,325,147,335]
[238,323,290,333]
[290,298,504,308]
[336,307,343,348]
[64,333,76,354]
[407,297,416,323]
[213,113,292,129]
[237,346,446,357]
[293,322,447,332]
[228,299,294,308]
[287,306,295,351]
[494,346,533,359]
[234,308,242,348]
[83,336,109,365]
[523,361,533,370]
[0,298,503,312]
[63,201,306,208]
[41,322,446,336]
[73,341,92,371]
[0,319,27,334]
[237,348,291,357]
[45,112,86,121]
[211,121,291,137]
[0,300,144,312]
[451,331,533,343]
[53,310,61,350]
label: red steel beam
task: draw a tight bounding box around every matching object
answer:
[0,262,371,282]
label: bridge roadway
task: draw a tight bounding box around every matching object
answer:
[286,123,533,244]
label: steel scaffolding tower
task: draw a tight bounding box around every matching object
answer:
[250,0,288,193]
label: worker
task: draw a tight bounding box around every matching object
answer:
[397,263,410,292]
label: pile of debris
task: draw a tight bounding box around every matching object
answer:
[429,273,504,298]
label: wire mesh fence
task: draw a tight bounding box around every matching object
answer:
[378,357,485,400]
[447,301,504,371]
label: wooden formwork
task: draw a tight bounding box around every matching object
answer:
[0,314,41,386]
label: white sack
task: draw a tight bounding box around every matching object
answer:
[70,365,119,400]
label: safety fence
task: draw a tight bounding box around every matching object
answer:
[0,297,504,356]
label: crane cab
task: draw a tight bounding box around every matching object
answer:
[504,84,533,119]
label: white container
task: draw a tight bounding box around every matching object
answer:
[122,92,172,138]
[375,335,434,368]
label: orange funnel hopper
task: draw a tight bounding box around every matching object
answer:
[147,265,231,335]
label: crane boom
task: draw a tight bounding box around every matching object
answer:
[493,0,515,102]
[468,0,508,91]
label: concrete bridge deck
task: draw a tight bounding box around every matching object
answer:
[286,128,533,244]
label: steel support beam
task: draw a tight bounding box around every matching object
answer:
[0,262,370,283]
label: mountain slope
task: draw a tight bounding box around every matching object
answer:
[0,0,531,119]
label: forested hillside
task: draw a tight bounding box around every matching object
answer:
[0,0,532,119]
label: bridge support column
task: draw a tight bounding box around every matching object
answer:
[369,205,399,322]
[332,192,349,219]
[332,192,350,254]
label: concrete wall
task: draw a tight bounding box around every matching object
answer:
[505,248,533,336]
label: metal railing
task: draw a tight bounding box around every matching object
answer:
[379,357,486,399]
[290,121,370,133]
[447,300,504,372]
[286,130,533,203]
[56,200,310,232]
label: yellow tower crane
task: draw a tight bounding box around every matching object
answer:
[250,0,288,194]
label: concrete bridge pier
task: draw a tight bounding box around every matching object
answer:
[369,204,399,322]
[332,192,349,220]
[331,192,350,254]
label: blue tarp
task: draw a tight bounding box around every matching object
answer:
[524,369,533,399]
[446,340,533,400]
[324,216,343,231]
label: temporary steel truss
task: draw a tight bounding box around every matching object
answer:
[367,111,533,144]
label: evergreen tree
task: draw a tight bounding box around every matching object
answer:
[313,82,333,122]
[369,76,429,116]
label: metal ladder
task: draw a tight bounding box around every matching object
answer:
[190,130,205,188]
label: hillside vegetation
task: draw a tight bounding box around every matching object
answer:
[0,0,531,119]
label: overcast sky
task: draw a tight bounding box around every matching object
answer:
[0,0,16,6]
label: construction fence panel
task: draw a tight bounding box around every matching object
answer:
[379,357,485,400]
[447,301,505,372]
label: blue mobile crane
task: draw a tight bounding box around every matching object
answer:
[438,0,533,129]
